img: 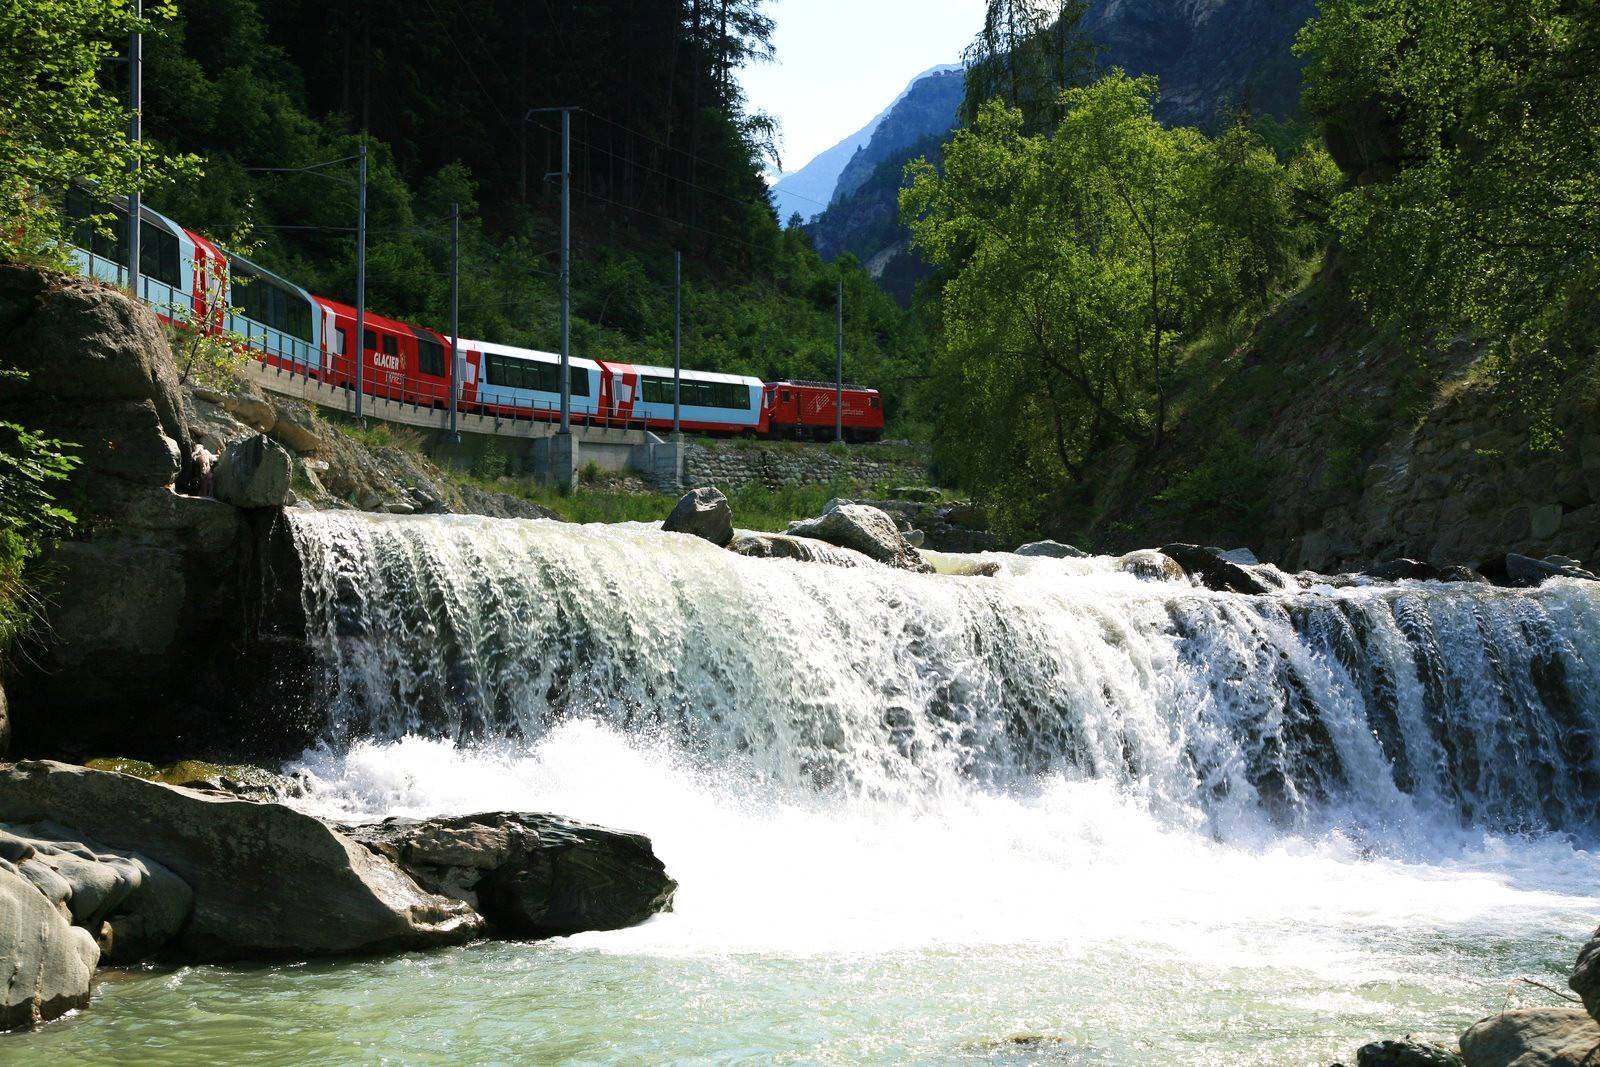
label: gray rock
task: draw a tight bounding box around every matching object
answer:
[1161,543,1279,595]
[1015,540,1088,558]
[213,433,293,508]
[786,503,932,572]
[1118,549,1185,582]
[727,533,868,568]
[1356,1037,1463,1066]
[269,401,323,455]
[1459,1006,1600,1066]
[662,487,734,547]
[343,812,676,938]
[0,859,98,1030]
[888,486,940,502]
[0,761,482,959]
[1365,559,1442,582]
[1571,926,1600,1022]
[1218,547,1261,565]
[1506,552,1598,587]
[904,528,926,547]
[1,821,191,964]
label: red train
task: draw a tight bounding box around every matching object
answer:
[68,194,886,441]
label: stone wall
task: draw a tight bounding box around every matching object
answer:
[682,441,931,493]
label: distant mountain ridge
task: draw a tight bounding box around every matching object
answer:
[809,0,1318,306]
[768,64,958,224]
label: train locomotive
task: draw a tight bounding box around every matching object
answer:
[66,194,886,441]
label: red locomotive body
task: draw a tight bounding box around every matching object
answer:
[315,297,453,407]
[763,380,884,442]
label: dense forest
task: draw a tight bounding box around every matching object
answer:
[5,0,925,420]
[903,0,1599,539]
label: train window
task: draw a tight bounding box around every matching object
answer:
[333,328,347,355]
[363,330,377,351]
[417,336,446,377]
[781,391,792,402]
[231,260,313,340]
[484,354,590,397]
[869,397,880,409]
[642,376,749,409]
[65,187,122,261]
[382,335,398,357]
[138,225,181,288]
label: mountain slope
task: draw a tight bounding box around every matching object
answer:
[814,0,1318,305]
[768,64,958,225]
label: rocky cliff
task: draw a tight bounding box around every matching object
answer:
[0,266,557,762]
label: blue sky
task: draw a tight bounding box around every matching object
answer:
[738,0,986,174]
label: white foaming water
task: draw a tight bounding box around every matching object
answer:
[18,511,1600,1065]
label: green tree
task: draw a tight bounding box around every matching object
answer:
[960,0,1097,132]
[903,74,1307,529]
[0,0,194,261]
[0,374,79,653]
[1297,0,1600,440]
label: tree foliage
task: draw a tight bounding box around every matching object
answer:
[0,373,79,652]
[960,0,1097,132]
[904,74,1321,530]
[0,0,196,261]
[1298,0,1600,439]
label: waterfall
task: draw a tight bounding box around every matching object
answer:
[288,510,1600,842]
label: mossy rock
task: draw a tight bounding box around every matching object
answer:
[83,757,302,800]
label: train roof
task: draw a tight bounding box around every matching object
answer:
[770,379,878,393]
[461,338,602,372]
[315,296,445,338]
[601,360,762,387]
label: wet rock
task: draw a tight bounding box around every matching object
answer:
[1459,1006,1600,1066]
[1118,549,1185,582]
[662,486,734,547]
[1162,543,1279,594]
[213,433,293,508]
[84,757,307,803]
[1504,553,1599,587]
[727,533,868,568]
[1364,559,1441,582]
[1218,547,1261,565]
[0,860,98,1030]
[1438,565,1489,584]
[343,812,676,938]
[929,557,1002,577]
[0,821,191,964]
[1570,927,1600,1022]
[0,761,482,959]
[786,501,932,573]
[1015,540,1088,558]
[1355,1037,1463,1066]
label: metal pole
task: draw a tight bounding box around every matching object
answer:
[127,0,141,296]
[673,250,682,437]
[835,279,844,443]
[354,142,368,421]
[559,108,571,435]
[448,201,460,441]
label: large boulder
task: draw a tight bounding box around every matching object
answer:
[212,433,293,508]
[0,761,482,959]
[1505,553,1599,588]
[1117,549,1184,582]
[343,812,676,938]
[1570,927,1600,1022]
[786,501,932,573]
[0,821,191,964]
[1459,1007,1600,1066]
[1356,1037,1463,1066]
[1161,543,1280,595]
[0,860,98,1030]
[729,533,868,568]
[1015,540,1088,559]
[662,487,734,547]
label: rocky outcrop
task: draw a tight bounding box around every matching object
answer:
[1505,553,1599,588]
[1162,543,1282,595]
[0,859,98,1030]
[1458,1006,1600,1067]
[1570,928,1600,1022]
[344,812,677,938]
[1118,549,1185,582]
[0,821,191,964]
[212,434,293,508]
[786,501,933,573]
[0,761,481,959]
[662,487,735,547]
[1355,1037,1463,1066]
[728,532,869,568]
[1016,540,1089,559]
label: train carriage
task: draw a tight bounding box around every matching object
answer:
[459,339,604,422]
[598,361,764,434]
[763,380,884,442]
[316,298,453,406]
